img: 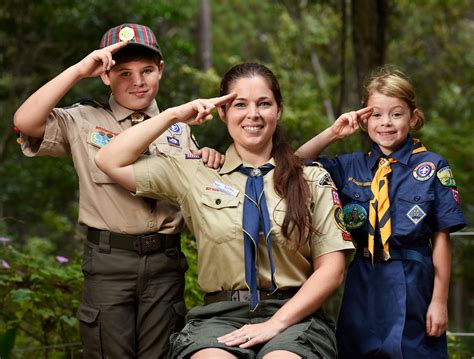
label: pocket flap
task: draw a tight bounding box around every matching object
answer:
[399,191,434,203]
[200,194,240,209]
[77,304,100,324]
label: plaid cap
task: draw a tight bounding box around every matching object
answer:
[100,23,163,58]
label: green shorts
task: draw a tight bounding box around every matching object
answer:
[170,299,336,359]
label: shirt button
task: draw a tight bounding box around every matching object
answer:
[215,198,222,205]
[414,196,421,202]
[354,193,360,199]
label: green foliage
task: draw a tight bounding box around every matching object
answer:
[0,244,82,357]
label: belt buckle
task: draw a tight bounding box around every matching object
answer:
[134,234,161,255]
[232,290,260,302]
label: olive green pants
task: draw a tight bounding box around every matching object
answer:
[170,300,337,358]
[77,240,188,358]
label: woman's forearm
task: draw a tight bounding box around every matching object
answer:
[96,108,177,172]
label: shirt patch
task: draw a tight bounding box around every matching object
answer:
[185,153,201,160]
[168,123,182,135]
[451,188,461,205]
[167,136,181,147]
[406,205,427,224]
[342,232,352,241]
[318,172,336,188]
[437,166,456,187]
[334,207,350,234]
[342,203,367,229]
[212,181,239,197]
[88,127,117,148]
[412,161,435,181]
[331,189,342,206]
[348,177,371,186]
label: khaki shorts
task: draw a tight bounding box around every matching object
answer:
[170,299,336,359]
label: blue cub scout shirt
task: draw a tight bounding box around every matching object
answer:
[318,135,467,359]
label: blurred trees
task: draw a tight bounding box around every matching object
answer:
[0,0,473,356]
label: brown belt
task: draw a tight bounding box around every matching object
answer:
[204,288,299,305]
[87,227,180,255]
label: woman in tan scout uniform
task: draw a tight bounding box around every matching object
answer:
[96,63,354,358]
[13,23,223,358]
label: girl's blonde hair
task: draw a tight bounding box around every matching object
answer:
[361,65,425,131]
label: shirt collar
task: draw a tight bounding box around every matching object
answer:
[108,95,160,122]
[219,144,276,175]
[368,134,414,169]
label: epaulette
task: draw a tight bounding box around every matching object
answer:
[303,159,323,167]
[65,97,108,109]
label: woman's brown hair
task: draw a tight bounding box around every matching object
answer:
[220,63,314,245]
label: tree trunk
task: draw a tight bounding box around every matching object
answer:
[198,0,212,71]
[351,0,390,96]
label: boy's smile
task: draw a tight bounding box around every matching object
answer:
[101,59,164,111]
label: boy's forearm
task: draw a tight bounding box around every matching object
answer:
[13,64,83,138]
[295,127,337,160]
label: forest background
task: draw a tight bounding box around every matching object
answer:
[0,0,473,357]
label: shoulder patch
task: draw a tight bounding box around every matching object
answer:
[437,166,456,187]
[317,172,336,188]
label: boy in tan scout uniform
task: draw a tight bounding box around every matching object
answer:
[13,23,222,358]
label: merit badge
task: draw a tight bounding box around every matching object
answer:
[437,166,456,187]
[334,207,349,234]
[168,123,182,135]
[318,172,336,188]
[406,205,427,225]
[88,127,116,148]
[119,26,135,41]
[331,189,342,206]
[342,203,367,229]
[412,161,435,181]
[167,136,180,147]
[451,188,461,205]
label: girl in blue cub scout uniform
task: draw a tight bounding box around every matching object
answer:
[96,63,355,359]
[296,65,467,358]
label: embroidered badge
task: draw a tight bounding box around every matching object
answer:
[167,136,180,147]
[412,162,435,181]
[318,172,336,188]
[406,205,427,224]
[342,203,367,229]
[342,232,352,241]
[451,188,461,205]
[334,207,350,234]
[348,177,371,186]
[331,189,342,206]
[88,127,117,148]
[168,123,182,135]
[185,153,201,160]
[437,166,456,187]
[119,26,135,42]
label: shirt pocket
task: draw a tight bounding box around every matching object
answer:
[199,193,241,244]
[394,190,434,234]
[86,128,115,184]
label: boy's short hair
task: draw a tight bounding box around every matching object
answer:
[100,23,163,65]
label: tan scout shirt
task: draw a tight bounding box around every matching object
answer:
[21,96,197,234]
[134,144,355,293]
